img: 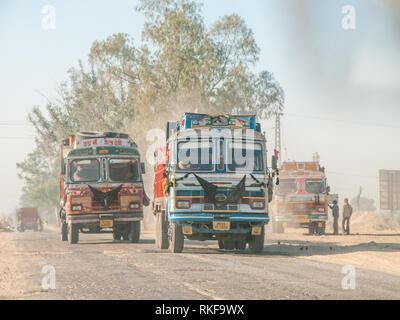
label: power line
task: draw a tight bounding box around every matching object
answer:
[0,137,34,140]
[285,113,400,129]
[326,170,378,180]
[0,122,33,127]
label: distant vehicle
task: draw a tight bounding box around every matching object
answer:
[0,216,13,232]
[59,132,149,244]
[271,161,330,235]
[17,208,42,232]
[153,113,278,253]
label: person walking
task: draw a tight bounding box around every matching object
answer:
[328,200,339,235]
[342,198,353,235]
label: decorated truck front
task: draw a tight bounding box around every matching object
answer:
[272,161,329,235]
[59,132,148,244]
[153,113,276,253]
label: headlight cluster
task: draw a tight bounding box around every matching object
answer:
[251,200,265,209]
[129,202,140,210]
[176,200,191,209]
[71,204,83,212]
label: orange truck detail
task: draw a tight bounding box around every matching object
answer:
[271,161,330,235]
[58,132,149,244]
[17,208,42,232]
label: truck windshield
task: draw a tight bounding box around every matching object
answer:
[227,142,263,172]
[109,159,140,182]
[277,179,297,195]
[70,159,100,182]
[177,141,213,171]
[305,180,324,194]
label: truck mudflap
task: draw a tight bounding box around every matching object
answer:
[67,212,143,224]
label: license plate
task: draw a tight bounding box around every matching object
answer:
[213,221,230,231]
[318,222,323,227]
[182,225,193,235]
[100,219,113,228]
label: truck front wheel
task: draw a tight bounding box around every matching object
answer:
[128,221,141,243]
[169,223,184,253]
[68,224,79,244]
[249,226,265,254]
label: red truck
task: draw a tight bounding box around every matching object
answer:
[17,208,43,232]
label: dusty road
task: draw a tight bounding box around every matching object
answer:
[1,224,400,300]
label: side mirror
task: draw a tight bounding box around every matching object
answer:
[271,155,277,171]
[141,162,146,174]
[326,186,331,194]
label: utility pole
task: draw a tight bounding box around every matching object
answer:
[274,112,284,167]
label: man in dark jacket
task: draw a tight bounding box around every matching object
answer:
[328,200,339,235]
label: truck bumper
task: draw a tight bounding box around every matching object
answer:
[67,212,143,225]
[169,213,268,235]
[275,214,328,223]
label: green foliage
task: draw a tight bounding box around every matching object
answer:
[18,0,285,211]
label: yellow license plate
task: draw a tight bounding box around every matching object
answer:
[182,225,193,235]
[100,219,113,228]
[213,221,230,231]
[252,226,262,235]
[318,222,323,227]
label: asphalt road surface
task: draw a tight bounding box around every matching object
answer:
[1,225,400,300]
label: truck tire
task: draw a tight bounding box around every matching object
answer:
[249,225,265,254]
[122,231,130,241]
[222,240,235,250]
[156,212,169,249]
[68,224,79,244]
[128,221,141,243]
[218,240,224,249]
[61,222,68,241]
[235,240,246,251]
[308,223,315,235]
[169,223,184,253]
[113,231,122,241]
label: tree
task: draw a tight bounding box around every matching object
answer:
[18,0,285,212]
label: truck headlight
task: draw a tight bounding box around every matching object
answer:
[176,200,191,209]
[129,202,140,210]
[72,205,83,212]
[251,200,265,209]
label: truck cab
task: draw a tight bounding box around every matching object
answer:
[153,113,277,253]
[272,161,330,234]
[59,132,148,244]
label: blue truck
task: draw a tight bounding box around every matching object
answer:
[153,113,278,253]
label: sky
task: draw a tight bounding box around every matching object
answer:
[0,0,399,214]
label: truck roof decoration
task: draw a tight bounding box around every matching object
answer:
[280,161,324,178]
[178,113,257,131]
[63,132,137,150]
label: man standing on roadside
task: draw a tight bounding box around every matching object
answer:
[342,198,353,235]
[328,200,339,235]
